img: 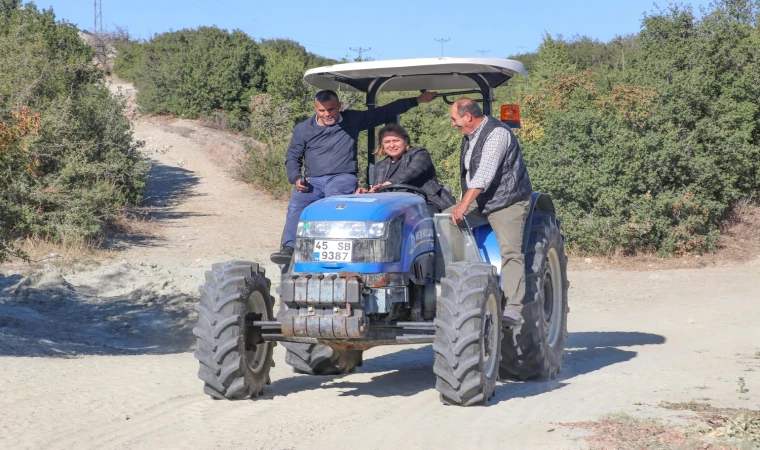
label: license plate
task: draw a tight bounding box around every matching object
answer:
[313,240,352,262]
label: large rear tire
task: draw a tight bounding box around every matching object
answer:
[193,261,274,400]
[500,212,568,381]
[433,262,502,406]
[283,343,363,375]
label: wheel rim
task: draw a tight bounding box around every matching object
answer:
[245,290,270,374]
[545,248,563,348]
[483,292,499,378]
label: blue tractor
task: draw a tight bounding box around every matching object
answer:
[193,58,569,406]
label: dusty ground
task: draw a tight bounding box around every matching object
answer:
[0,80,759,449]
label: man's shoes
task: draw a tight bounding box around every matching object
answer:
[501,308,524,328]
[270,246,294,265]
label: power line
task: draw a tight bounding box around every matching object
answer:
[434,38,450,57]
[93,0,102,33]
[350,46,371,60]
[477,49,490,57]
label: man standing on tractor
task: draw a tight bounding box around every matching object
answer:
[270,89,438,264]
[447,98,533,325]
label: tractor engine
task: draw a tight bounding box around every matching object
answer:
[278,193,437,341]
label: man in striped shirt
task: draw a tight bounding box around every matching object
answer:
[447,98,533,324]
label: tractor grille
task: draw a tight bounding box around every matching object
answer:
[294,216,403,263]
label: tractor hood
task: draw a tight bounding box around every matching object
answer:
[300,193,424,222]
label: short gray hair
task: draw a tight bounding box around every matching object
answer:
[455,98,483,118]
[314,90,339,103]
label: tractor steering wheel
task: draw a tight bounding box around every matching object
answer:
[375,184,429,203]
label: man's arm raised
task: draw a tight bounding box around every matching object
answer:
[353,91,438,131]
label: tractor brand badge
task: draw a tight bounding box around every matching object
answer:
[335,204,346,210]
[408,227,434,253]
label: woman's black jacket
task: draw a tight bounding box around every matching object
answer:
[374,146,456,212]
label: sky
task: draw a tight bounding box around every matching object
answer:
[42,0,712,61]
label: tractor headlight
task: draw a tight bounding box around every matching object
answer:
[297,221,388,239]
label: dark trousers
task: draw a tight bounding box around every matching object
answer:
[280,173,358,248]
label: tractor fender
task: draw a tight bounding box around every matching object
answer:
[521,192,556,255]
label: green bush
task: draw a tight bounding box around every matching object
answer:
[517,0,760,255]
[258,39,336,125]
[112,39,146,82]
[119,27,265,120]
[241,142,291,199]
[0,106,40,261]
[0,1,146,262]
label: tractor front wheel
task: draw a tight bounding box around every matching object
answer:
[193,261,274,400]
[433,262,502,406]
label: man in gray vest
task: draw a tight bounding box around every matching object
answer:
[446,98,533,325]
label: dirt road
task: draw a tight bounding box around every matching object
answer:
[1,84,759,449]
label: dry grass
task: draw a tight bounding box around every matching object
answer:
[3,209,162,269]
[717,200,760,261]
[569,202,760,271]
[660,402,760,443]
[113,208,162,238]
[562,403,760,449]
[9,235,115,267]
[561,414,707,449]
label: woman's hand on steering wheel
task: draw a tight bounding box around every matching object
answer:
[369,181,391,193]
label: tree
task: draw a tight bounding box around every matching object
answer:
[0,1,146,256]
[127,27,265,119]
[532,33,576,81]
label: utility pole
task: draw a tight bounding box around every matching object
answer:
[350,47,371,60]
[477,49,490,57]
[434,38,450,57]
[93,0,102,33]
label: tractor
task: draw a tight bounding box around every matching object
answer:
[192,57,569,406]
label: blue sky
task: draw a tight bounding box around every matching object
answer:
[43,0,711,60]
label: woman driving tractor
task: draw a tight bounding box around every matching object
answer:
[356,123,456,212]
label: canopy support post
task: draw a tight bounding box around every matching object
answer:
[463,74,494,116]
[365,77,390,188]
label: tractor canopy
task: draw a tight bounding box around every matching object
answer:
[302,57,528,186]
[303,57,527,94]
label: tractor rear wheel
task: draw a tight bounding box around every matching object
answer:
[283,342,363,375]
[193,261,274,400]
[433,262,502,406]
[500,212,568,381]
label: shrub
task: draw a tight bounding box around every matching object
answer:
[241,141,291,199]
[519,1,760,255]
[112,39,146,82]
[0,106,40,261]
[0,2,147,261]
[121,27,265,120]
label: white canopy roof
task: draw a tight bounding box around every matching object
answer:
[303,57,527,93]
